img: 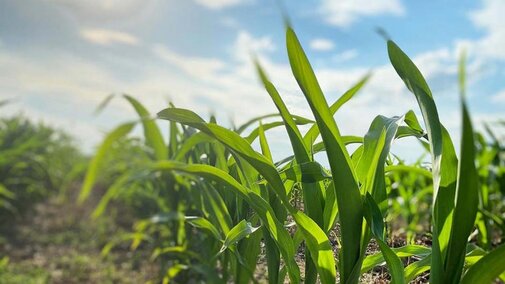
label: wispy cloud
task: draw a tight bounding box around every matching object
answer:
[152,45,226,78]
[310,38,335,51]
[332,49,358,62]
[467,0,505,60]
[2,0,504,159]
[50,0,156,22]
[319,0,405,28]
[80,29,139,46]
[231,31,276,61]
[152,31,280,123]
[491,89,505,103]
[221,17,241,29]
[193,0,250,10]
[0,27,462,156]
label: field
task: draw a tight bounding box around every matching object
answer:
[1,24,505,284]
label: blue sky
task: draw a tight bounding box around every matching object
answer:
[0,0,504,160]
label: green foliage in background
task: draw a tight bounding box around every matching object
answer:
[0,115,84,221]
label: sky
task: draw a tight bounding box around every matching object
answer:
[0,0,504,161]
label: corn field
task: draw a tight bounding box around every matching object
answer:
[67,24,505,283]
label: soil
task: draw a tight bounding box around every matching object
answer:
[0,185,158,283]
[1,186,499,283]
[254,226,432,284]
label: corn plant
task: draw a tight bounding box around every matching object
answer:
[386,156,432,244]
[156,25,433,283]
[81,95,317,282]
[474,123,505,249]
[0,115,83,220]
[386,39,505,282]
[81,23,505,283]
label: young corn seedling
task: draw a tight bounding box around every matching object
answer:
[158,25,429,283]
[82,22,505,283]
[82,95,314,282]
[284,24,442,283]
[387,40,505,283]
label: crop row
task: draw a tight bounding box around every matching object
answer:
[81,24,505,283]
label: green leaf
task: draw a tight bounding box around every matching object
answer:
[93,93,115,115]
[363,193,406,284]
[124,95,167,160]
[256,60,332,284]
[461,244,505,284]
[236,113,279,133]
[168,105,180,158]
[0,184,15,199]
[276,135,363,167]
[236,113,313,134]
[443,93,479,283]
[258,123,282,284]
[356,115,403,202]
[151,161,301,283]
[157,108,336,283]
[201,183,233,235]
[458,50,467,99]
[404,110,425,135]
[78,122,135,203]
[385,165,432,179]
[219,220,260,255]
[279,161,331,183]
[387,40,442,193]
[286,26,360,284]
[245,119,313,144]
[186,216,222,241]
[91,171,136,218]
[322,181,338,233]
[363,193,385,240]
[258,123,273,162]
[361,245,431,273]
[387,40,455,283]
[164,264,189,283]
[174,132,212,161]
[405,254,431,282]
[151,245,198,261]
[236,226,262,284]
[376,240,406,284]
[303,74,370,148]
[256,59,312,161]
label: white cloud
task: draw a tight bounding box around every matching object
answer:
[412,48,455,78]
[153,45,225,78]
[148,29,462,146]
[332,49,358,62]
[148,31,298,134]
[0,32,276,155]
[193,0,249,10]
[468,0,505,60]
[0,46,160,152]
[319,0,405,28]
[3,0,504,159]
[80,29,139,46]
[310,38,335,51]
[221,17,241,29]
[231,31,276,60]
[0,49,121,101]
[491,89,505,103]
[50,0,158,22]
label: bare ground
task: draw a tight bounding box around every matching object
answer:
[0,186,158,284]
